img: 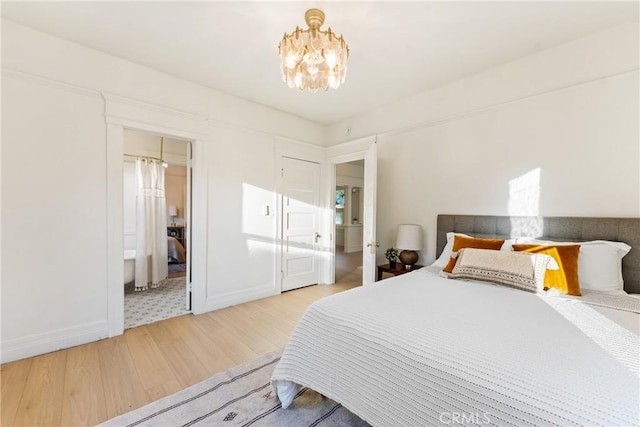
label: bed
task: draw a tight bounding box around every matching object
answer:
[168,236,186,263]
[271,215,640,426]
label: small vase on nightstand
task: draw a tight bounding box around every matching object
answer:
[389,260,397,269]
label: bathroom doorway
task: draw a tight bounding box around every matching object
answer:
[123,129,192,329]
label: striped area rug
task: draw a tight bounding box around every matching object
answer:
[100,349,370,427]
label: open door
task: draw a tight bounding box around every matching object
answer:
[362,142,378,285]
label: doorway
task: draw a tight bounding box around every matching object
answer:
[326,136,378,286]
[334,161,364,285]
[122,129,192,329]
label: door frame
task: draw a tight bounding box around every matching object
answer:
[104,94,209,337]
[325,136,377,285]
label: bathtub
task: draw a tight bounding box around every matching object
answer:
[124,249,136,284]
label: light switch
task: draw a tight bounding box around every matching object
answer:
[262,205,270,216]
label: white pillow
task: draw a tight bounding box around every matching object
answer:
[578,241,631,294]
[430,232,516,268]
[515,238,631,294]
[430,232,460,268]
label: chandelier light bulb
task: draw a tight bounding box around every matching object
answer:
[328,75,335,88]
[278,9,349,92]
[325,51,337,68]
[285,53,298,69]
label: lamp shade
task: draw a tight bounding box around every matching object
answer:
[396,224,423,250]
[168,205,178,217]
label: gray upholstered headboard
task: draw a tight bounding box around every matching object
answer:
[436,215,640,294]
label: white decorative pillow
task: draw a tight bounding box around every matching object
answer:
[515,238,631,294]
[449,248,555,293]
[430,232,515,269]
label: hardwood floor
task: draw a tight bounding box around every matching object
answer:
[1,280,360,426]
[335,246,363,284]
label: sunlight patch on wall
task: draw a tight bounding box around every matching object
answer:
[508,168,543,237]
[245,238,274,260]
[242,183,274,239]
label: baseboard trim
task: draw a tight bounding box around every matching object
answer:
[1,320,109,363]
[198,284,278,315]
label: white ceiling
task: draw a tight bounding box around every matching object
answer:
[2,1,638,125]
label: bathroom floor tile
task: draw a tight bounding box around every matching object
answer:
[124,277,189,329]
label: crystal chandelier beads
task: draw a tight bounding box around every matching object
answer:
[278,9,349,92]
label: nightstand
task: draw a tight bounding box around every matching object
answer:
[167,226,185,247]
[377,263,424,281]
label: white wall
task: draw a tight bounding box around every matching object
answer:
[336,162,365,185]
[2,20,324,145]
[124,130,189,167]
[205,127,278,307]
[326,21,640,265]
[1,20,324,362]
[165,165,187,227]
[2,74,109,356]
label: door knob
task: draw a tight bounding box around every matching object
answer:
[314,232,321,243]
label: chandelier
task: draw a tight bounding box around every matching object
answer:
[278,9,349,92]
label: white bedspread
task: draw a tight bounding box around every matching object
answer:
[557,289,640,313]
[271,270,639,426]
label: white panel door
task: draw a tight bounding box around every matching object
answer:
[281,157,321,291]
[362,143,378,285]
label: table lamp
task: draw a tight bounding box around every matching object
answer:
[396,224,423,270]
[168,205,178,226]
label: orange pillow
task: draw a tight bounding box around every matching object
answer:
[512,244,581,296]
[442,235,505,273]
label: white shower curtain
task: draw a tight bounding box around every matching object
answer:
[135,159,168,291]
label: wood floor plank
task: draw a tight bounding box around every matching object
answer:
[147,323,212,389]
[163,314,237,375]
[234,303,292,345]
[60,343,107,426]
[210,306,278,354]
[97,335,148,418]
[240,297,305,337]
[124,326,178,393]
[223,296,299,341]
[144,379,183,402]
[12,351,66,426]
[1,358,33,426]
[192,314,258,365]
[145,315,184,347]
